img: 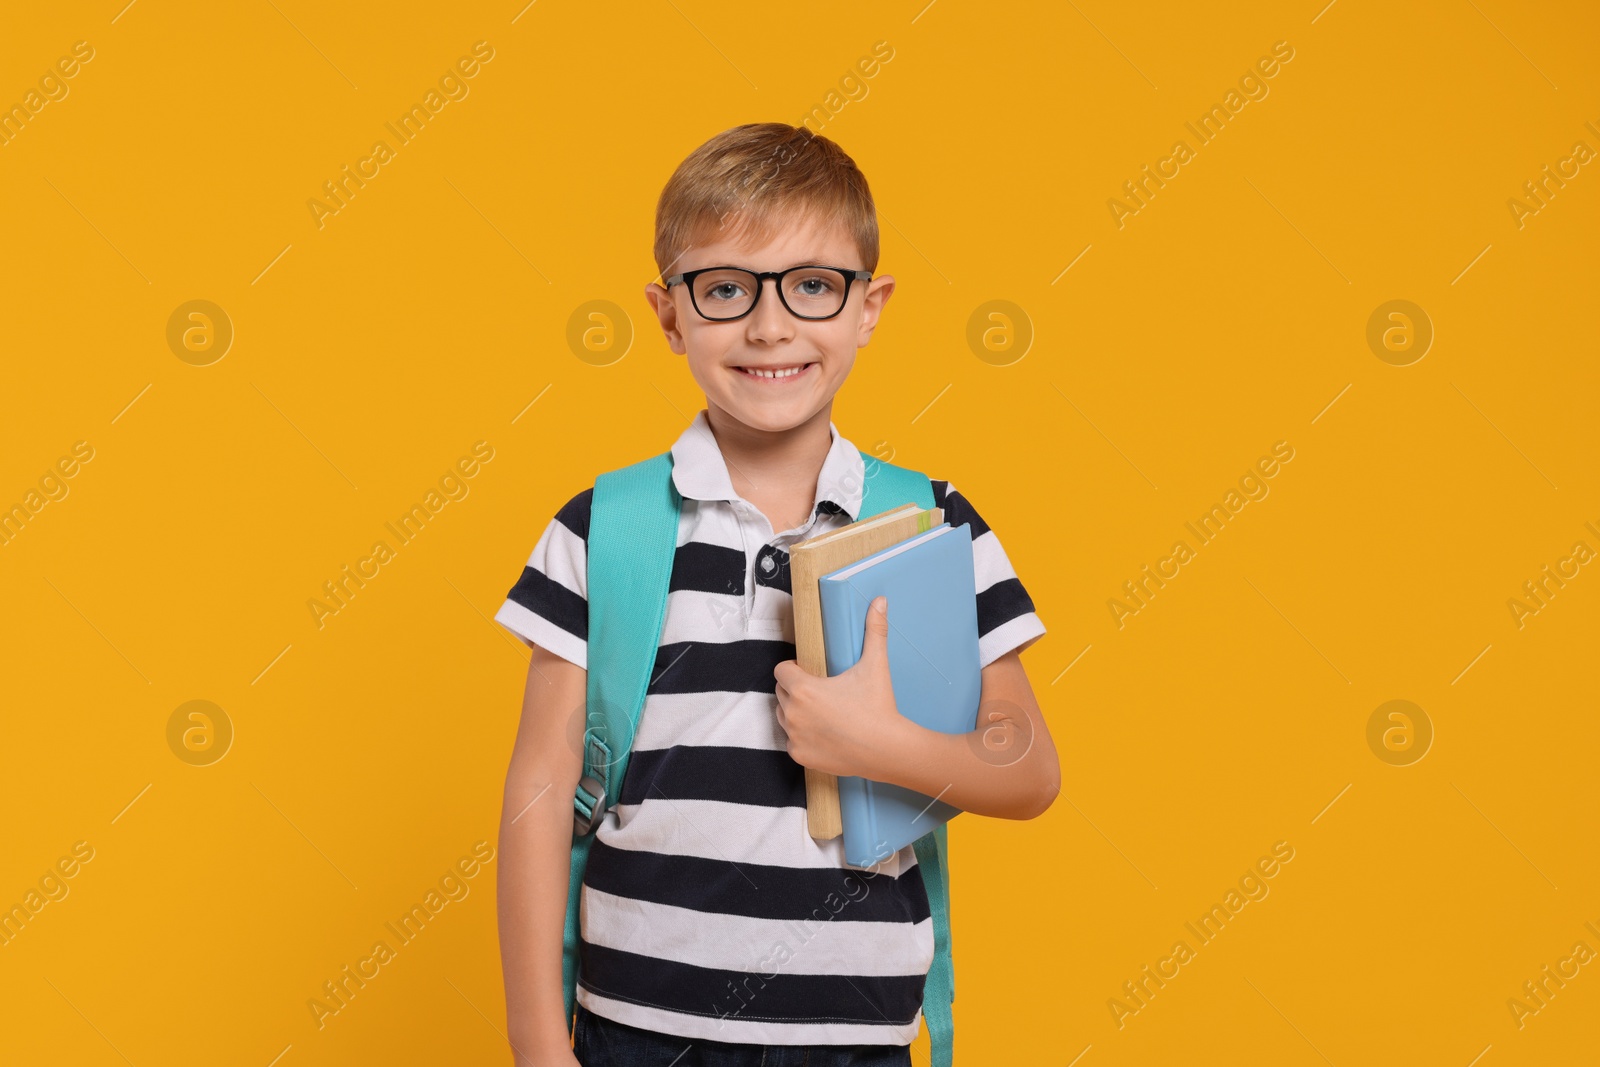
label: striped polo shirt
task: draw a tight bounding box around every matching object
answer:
[494,408,1046,1046]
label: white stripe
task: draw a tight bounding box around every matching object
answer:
[748,583,797,640]
[605,797,917,873]
[494,599,586,669]
[945,482,1024,594]
[527,513,587,598]
[630,691,787,751]
[582,885,934,975]
[679,498,745,548]
[978,611,1046,670]
[973,526,1024,596]
[576,988,922,1046]
[658,587,753,645]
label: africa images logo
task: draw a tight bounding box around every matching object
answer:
[1106,40,1296,229]
[307,42,496,230]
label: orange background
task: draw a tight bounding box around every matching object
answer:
[2,1,1597,1064]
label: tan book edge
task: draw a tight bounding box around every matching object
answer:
[789,504,945,840]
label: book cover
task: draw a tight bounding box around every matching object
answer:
[790,504,942,839]
[817,522,981,868]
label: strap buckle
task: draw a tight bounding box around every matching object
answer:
[573,774,607,837]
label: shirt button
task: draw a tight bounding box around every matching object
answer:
[759,554,776,575]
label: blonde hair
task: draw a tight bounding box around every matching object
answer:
[652,122,879,282]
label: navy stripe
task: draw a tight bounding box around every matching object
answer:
[505,566,586,643]
[648,638,793,696]
[977,576,1036,638]
[669,540,746,596]
[555,487,593,541]
[754,547,792,595]
[931,480,990,540]
[618,745,804,808]
[582,837,932,923]
[578,942,927,1026]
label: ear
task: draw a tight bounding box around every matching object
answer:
[644,281,687,355]
[855,274,895,349]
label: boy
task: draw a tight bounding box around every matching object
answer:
[494,122,1059,1067]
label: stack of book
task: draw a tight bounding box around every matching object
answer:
[790,503,983,868]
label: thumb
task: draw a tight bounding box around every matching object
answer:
[861,595,889,660]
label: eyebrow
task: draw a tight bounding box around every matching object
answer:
[702,259,846,271]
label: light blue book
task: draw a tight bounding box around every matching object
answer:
[817,521,981,868]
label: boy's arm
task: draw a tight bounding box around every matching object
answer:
[498,643,587,1066]
[771,483,1055,821]
[879,648,1060,821]
[775,608,1058,821]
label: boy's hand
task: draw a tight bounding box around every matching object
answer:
[774,595,909,779]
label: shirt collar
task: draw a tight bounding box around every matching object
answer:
[669,408,866,522]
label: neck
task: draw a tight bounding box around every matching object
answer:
[703,401,833,501]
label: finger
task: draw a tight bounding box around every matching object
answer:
[775,660,807,692]
[860,595,890,660]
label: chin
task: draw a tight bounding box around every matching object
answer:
[718,403,814,434]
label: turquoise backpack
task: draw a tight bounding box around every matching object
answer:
[561,448,958,1065]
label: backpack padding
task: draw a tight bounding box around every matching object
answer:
[562,450,680,1031]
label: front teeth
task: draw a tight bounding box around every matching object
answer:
[743,364,809,379]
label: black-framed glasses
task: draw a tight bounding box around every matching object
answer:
[664,265,872,322]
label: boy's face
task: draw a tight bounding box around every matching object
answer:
[644,211,895,435]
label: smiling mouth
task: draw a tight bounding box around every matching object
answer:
[735,362,817,381]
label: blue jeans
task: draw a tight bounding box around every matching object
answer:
[574,1002,914,1067]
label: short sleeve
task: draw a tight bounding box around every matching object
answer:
[493,487,591,669]
[933,480,1046,669]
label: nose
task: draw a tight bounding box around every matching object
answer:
[745,275,795,344]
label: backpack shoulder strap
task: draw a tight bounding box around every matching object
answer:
[581,448,681,829]
[857,450,936,518]
[857,451,956,1067]
[560,449,680,1033]
[914,822,956,1067]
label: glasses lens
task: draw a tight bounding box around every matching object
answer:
[692,269,758,320]
[782,268,849,318]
